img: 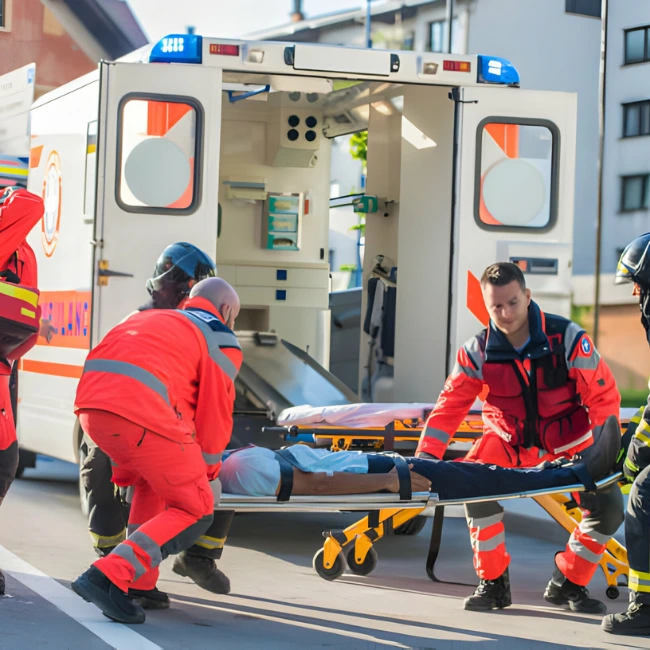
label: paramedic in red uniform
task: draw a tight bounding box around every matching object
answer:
[72,277,242,624]
[81,242,239,610]
[0,187,44,595]
[416,262,623,613]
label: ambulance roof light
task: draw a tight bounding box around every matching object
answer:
[150,34,203,64]
[477,55,520,86]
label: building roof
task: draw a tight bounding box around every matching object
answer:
[44,0,149,60]
[247,0,436,41]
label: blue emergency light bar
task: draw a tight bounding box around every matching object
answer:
[477,55,520,86]
[150,34,203,64]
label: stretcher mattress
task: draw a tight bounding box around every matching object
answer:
[278,403,639,429]
[218,472,622,513]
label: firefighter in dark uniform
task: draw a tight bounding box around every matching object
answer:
[603,233,650,635]
[80,242,236,609]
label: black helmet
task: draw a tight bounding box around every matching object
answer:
[146,242,216,306]
[616,233,650,289]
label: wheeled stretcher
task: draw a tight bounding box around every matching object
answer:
[222,404,636,599]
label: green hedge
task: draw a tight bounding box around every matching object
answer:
[620,388,649,409]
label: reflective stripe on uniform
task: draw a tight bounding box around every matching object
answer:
[422,425,451,445]
[195,535,226,550]
[112,543,148,580]
[553,430,593,455]
[89,529,126,548]
[568,533,603,564]
[127,524,141,536]
[576,521,610,545]
[202,451,222,464]
[569,351,600,371]
[630,569,650,593]
[178,311,241,381]
[471,532,505,552]
[83,359,171,406]
[129,530,163,567]
[467,513,503,530]
[635,419,650,446]
[625,457,641,474]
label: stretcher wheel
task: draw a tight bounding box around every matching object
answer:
[394,515,427,536]
[605,586,620,600]
[346,546,378,576]
[312,548,344,581]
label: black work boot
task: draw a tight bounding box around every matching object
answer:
[0,568,5,595]
[71,566,146,624]
[464,569,512,611]
[129,586,170,610]
[602,594,650,636]
[172,552,230,595]
[544,566,606,614]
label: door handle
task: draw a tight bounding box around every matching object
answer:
[97,260,134,286]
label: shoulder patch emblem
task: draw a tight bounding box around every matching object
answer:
[581,337,591,355]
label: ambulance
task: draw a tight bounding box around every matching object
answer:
[12,35,577,481]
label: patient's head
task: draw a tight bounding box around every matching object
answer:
[190,277,240,328]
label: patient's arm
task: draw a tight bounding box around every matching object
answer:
[288,467,431,496]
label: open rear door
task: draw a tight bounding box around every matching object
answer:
[449,86,577,367]
[92,60,222,343]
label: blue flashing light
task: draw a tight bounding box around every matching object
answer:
[150,34,203,64]
[477,55,520,86]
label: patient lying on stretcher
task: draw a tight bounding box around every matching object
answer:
[220,418,621,500]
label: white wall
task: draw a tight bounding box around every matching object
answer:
[600,0,650,274]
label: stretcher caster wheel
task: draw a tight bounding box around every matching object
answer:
[605,586,620,600]
[346,547,378,576]
[313,549,345,581]
[394,515,427,536]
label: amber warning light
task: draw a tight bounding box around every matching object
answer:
[443,60,471,72]
[210,44,240,56]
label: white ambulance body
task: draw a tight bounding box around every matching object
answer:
[16,35,577,465]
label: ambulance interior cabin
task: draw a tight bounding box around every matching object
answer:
[210,70,455,442]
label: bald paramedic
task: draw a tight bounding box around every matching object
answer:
[0,188,44,596]
[416,262,623,614]
[71,278,242,625]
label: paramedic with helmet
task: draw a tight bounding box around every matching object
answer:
[80,243,237,609]
[0,187,45,595]
[602,234,650,636]
[72,277,242,625]
[416,262,623,613]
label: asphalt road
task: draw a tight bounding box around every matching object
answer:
[0,457,647,650]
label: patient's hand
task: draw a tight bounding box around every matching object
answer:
[386,466,432,493]
[409,466,432,493]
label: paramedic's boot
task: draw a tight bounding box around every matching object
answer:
[172,553,231,595]
[129,587,170,610]
[544,566,606,614]
[71,566,146,624]
[0,568,5,595]
[463,569,512,611]
[602,594,650,636]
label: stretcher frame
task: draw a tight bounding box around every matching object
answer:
[219,473,628,597]
[233,415,631,597]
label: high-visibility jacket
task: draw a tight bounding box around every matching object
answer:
[74,296,242,479]
[416,301,620,459]
[0,190,43,376]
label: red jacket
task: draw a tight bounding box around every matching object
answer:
[416,301,620,459]
[0,190,43,375]
[74,296,243,478]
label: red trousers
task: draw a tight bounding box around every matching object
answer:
[463,434,619,585]
[78,410,214,593]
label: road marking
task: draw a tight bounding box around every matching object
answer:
[0,544,162,650]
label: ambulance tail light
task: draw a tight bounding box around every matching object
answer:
[477,55,520,86]
[150,34,203,64]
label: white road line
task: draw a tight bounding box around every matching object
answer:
[0,544,162,650]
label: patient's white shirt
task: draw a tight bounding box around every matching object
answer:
[220,446,369,496]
